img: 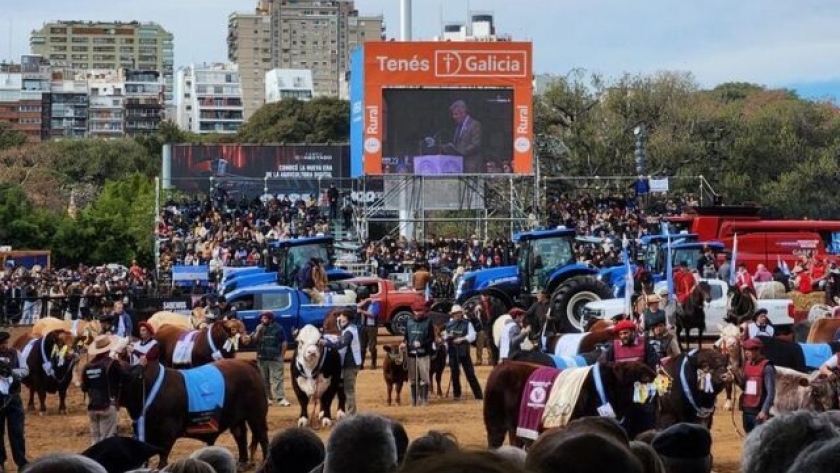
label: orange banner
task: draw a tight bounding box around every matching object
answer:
[362,42,533,175]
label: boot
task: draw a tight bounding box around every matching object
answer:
[370,351,377,369]
[410,385,418,407]
[420,384,429,405]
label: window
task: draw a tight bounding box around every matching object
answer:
[229,294,255,311]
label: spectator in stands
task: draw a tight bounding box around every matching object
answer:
[327,183,340,221]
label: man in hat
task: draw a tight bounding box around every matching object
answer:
[81,335,129,444]
[599,319,659,370]
[644,298,680,360]
[651,422,713,473]
[401,301,435,406]
[0,330,28,471]
[202,295,222,329]
[245,311,291,407]
[744,308,774,340]
[442,305,483,401]
[732,337,775,433]
[128,322,160,366]
[321,309,361,415]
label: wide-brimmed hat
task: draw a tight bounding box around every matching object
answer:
[646,294,662,304]
[88,335,121,356]
[449,304,465,315]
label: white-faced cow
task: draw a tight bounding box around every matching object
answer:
[290,325,346,429]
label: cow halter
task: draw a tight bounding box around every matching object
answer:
[680,349,715,418]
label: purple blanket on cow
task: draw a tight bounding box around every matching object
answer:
[516,367,561,440]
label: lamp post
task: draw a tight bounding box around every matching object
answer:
[633,125,647,175]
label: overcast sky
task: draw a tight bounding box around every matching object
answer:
[2,0,838,100]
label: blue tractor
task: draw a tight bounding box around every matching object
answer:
[219,235,354,295]
[455,228,613,332]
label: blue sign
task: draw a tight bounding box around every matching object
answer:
[349,45,365,178]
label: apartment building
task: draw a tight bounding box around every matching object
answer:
[265,69,314,102]
[124,70,165,136]
[227,0,384,103]
[42,77,89,140]
[30,21,174,103]
[86,70,125,137]
[0,55,51,142]
[175,63,244,135]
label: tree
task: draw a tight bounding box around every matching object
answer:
[0,123,27,151]
[236,97,350,143]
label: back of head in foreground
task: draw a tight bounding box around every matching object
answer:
[403,431,460,466]
[742,411,840,473]
[398,451,527,473]
[161,458,216,473]
[258,427,325,473]
[651,423,712,473]
[323,414,398,473]
[526,432,643,473]
[21,454,107,473]
[629,441,667,473]
[189,446,237,473]
[784,437,840,473]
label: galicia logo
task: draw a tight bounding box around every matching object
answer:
[435,50,527,78]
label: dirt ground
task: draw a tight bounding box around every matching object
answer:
[9,327,744,473]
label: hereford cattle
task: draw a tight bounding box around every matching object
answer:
[155,319,246,368]
[483,360,657,448]
[118,358,269,469]
[145,311,193,333]
[807,318,840,343]
[382,344,408,405]
[656,349,731,429]
[290,325,346,428]
[12,330,78,415]
[768,367,836,414]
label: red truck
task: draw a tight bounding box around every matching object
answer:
[348,276,428,335]
[665,206,840,272]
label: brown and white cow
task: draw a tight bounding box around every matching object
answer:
[382,344,408,405]
[771,367,837,414]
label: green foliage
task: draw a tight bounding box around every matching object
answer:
[236,97,350,143]
[0,123,28,151]
[46,138,158,183]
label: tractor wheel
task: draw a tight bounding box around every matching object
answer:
[551,276,612,333]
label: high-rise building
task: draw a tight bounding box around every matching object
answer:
[175,63,244,135]
[228,0,384,103]
[0,55,51,142]
[30,21,174,103]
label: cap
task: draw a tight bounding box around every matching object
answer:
[411,301,428,313]
[508,308,526,318]
[742,338,764,350]
[614,320,636,332]
[652,423,712,459]
[754,308,768,316]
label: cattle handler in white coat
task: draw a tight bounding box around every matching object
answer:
[322,309,361,415]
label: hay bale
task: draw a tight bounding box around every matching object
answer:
[789,291,826,312]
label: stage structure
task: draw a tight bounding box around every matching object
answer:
[349,40,535,241]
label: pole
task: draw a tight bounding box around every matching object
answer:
[154,176,161,290]
[509,175,514,238]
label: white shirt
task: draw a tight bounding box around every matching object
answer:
[747,322,774,340]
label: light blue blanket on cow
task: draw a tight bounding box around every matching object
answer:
[181,365,226,414]
[799,343,835,370]
[549,354,588,369]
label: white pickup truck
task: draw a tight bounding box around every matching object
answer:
[581,278,795,335]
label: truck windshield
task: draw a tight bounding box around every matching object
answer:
[644,245,704,274]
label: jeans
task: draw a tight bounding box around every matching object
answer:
[342,367,359,415]
[258,359,287,402]
[407,356,430,386]
[448,346,483,400]
[742,411,767,433]
[0,394,27,468]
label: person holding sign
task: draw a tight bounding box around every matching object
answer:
[732,338,775,433]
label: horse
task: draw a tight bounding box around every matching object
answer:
[12,329,79,415]
[543,320,615,357]
[656,349,731,429]
[726,285,756,326]
[145,311,193,333]
[290,325,346,429]
[676,281,712,351]
[483,360,658,448]
[118,359,269,469]
[154,319,247,368]
[31,316,102,346]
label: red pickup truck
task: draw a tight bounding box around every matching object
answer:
[348,276,427,335]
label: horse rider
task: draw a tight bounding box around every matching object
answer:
[111,300,133,339]
[744,309,774,340]
[321,310,361,415]
[599,319,660,370]
[499,308,531,363]
[0,330,29,471]
[735,263,756,295]
[442,305,484,401]
[731,338,775,433]
[81,335,129,445]
[401,301,435,406]
[644,308,680,361]
[673,262,696,310]
[128,322,160,367]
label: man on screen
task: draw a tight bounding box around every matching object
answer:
[442,100,483,173]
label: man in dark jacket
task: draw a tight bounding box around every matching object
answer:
[0,331,28,471]
[246,311,290,407]
[327,183,340,221]
[81,335,128,445]
[401,301,435,406]
[443,305,483,401]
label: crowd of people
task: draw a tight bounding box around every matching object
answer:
[12,410,835,473]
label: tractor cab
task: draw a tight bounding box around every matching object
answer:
[516,229,577,295]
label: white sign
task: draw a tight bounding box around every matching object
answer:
[649,178,670,193]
